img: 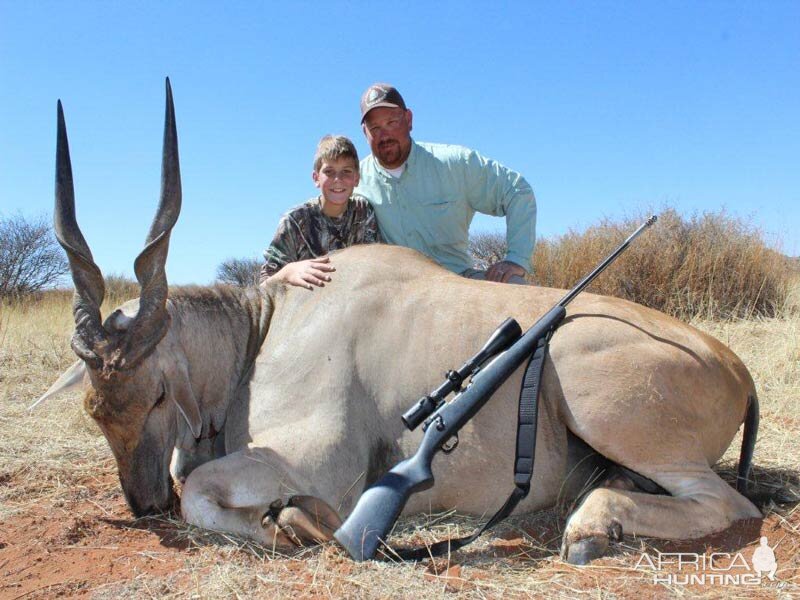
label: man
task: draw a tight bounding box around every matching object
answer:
[356,83,536,284]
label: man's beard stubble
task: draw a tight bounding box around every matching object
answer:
[377,139,402,167]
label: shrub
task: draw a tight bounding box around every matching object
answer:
[215,257,261,288]
[103,273,139,307]
[469,232,508,271]
[469,209,791,320]
[530,209,790,320]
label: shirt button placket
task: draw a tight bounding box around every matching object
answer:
[396,178,409,239]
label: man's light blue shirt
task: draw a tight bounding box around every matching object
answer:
[356,140,536,275]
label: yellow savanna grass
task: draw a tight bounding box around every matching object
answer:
[532,209,794,320]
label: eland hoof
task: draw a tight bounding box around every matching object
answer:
[561,535,609,565]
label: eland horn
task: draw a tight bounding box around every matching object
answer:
[54,100,107,369]
[117,77,182,369]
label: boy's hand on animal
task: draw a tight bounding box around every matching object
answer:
[272,257,335,290]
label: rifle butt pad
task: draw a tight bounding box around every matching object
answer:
[334,458,433,561]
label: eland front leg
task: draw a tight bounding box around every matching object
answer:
[181,448,342,549]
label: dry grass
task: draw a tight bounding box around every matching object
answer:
[1,278,799,598]
[532,209,795,320]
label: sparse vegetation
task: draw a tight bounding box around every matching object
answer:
[471,209,794,320]
[468,232,508,272]
[0,213,69,298]
[102,273,139,306]
[216,257,261,288]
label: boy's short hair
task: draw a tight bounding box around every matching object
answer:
[313,135,360,173]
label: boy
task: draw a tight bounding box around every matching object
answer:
[259,135,382,290]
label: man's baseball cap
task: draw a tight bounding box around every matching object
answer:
[360,83,407,122]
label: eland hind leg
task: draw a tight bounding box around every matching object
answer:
[560,464,761,564]
[552,317,761,563]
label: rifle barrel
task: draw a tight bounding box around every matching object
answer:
[558,215,657,308]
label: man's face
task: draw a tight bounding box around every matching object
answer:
[362,107,413,169]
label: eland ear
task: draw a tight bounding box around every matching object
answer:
[29,360,87,410]
[166,366,202,440]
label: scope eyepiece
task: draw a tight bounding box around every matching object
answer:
[400,318,523,432]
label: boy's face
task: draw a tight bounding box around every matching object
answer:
[313,157,359,214]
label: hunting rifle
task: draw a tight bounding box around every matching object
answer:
[335,215,658,561]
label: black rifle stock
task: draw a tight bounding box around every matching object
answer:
[334,216,657,561]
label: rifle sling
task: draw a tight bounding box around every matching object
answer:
[383,335,550,561]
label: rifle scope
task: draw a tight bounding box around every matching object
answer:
[401,317,522,430]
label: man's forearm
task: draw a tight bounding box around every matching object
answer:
[504,184,536,272]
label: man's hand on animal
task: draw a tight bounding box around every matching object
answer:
[269,257,335,290]
[485,260,527,283]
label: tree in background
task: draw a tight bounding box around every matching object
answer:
[468,231,508,271]
[0,214,69,298]
[216,257,261,288]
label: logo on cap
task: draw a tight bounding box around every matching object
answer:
[360,83,406,121]
[366,87,384,105]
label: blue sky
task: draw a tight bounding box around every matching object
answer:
[1,1,798,284]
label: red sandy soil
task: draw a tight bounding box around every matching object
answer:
[1,469,797,598]
[0,471,194,598]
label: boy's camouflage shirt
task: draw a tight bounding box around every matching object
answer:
[260,194,382,283]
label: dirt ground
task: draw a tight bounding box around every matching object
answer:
[0,470,185,598]
[1,463,798,599]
